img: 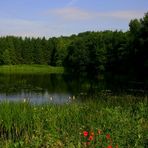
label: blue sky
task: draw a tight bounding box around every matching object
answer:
[0,0,147,37]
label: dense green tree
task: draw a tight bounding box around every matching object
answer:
[86,34,107,76]
[49,37,58,66]
[55,37,71,66]
[2,49,11,64]
[0,12,147,82]
[127,12,148,80]
[64,38,89,74]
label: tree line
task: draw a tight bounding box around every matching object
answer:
[0,36,72,66]
[0,12,147,81]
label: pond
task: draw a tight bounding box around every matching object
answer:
[0,73,147,104]
[0,74,76,104]
[0,73,98,104]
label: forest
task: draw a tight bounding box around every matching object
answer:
[0,12,147,81]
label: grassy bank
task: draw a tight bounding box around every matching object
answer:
[0,95,147,147]
[0,65,64,74]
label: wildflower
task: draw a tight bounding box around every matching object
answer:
[115,145,118,148]
[86,142,90,145]
[88,135,93,141]
[106,133,111,139]
[98,129,101,134]
[90,132,94,136]
[72,96,75,100]
[107,145,112,148]
[83,131,88,137]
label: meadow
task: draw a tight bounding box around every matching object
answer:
[0,65,64,74]
[0,94,147,147]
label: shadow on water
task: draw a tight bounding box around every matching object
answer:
[0,73,72,104]
[0,73,147,104]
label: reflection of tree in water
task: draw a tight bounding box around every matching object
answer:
[0,73,146,100]
[62,74,107,99]
[0,74,69,95]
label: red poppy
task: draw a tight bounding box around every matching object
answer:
[88,135,93,141]
[106,133,111,139]
[83,131,88,137]
[107,145,112,148]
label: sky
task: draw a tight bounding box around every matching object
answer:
[0,0,147,38]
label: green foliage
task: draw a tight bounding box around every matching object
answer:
[0,95,147,147]
[65,38,89,74]
[126,12,148,80]
[0,36,72,67]
[2,49,11,65]
[0,12,147,81]
[65,12,148,81]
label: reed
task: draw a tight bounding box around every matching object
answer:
[0,95,147,147]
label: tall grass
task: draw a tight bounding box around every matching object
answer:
[0,95,147,147]
[0,65,64,74]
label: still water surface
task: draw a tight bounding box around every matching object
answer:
[0,74,101,104]
[0,74,147,104]
[0,74,78,104]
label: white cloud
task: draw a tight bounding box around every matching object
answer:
[97,11,144,20]
[48,7,144,22]
[50,7,92,21]
[0,9,145,38]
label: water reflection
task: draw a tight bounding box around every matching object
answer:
[0,92,72,104]
[0,74,75,104]
[0,73,147,104]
